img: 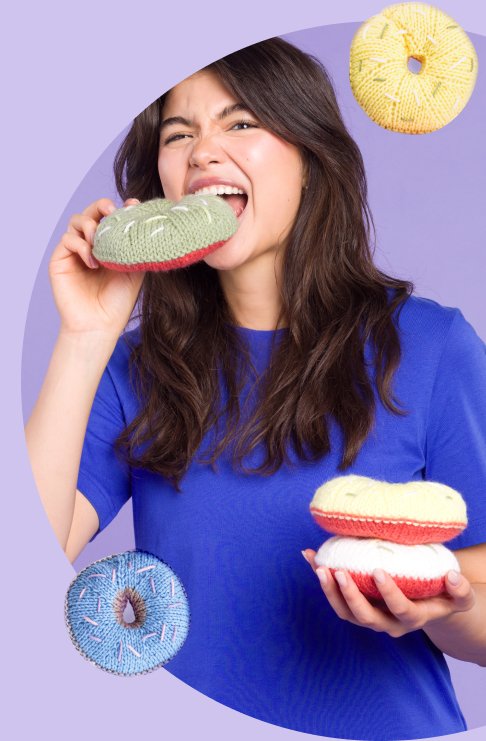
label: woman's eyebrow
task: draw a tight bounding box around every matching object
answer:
[160,103,252,132]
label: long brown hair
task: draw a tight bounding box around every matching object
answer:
[113,37,414,491]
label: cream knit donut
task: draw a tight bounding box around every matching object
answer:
[349,2,478,134]
[309,475,467,544]
[315,535,460,599]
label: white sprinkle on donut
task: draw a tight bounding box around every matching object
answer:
[83,616,98,626]
[136,564,157,573]
[123,221,135,235]
[450,56,467,70]
[145,215,168,223]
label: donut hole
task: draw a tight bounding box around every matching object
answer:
[123,601,136,624]
[407,56,424,74]
[113,587,147,629]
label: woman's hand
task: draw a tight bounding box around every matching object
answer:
[49,197,145,337]
[302,548,476,638]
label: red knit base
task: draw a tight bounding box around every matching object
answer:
[96,239,228,272]
[330,568,446,599]
[310,510,463,544]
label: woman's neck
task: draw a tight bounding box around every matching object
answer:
[217,251,288,330]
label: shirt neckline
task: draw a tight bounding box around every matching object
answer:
[231,325,289,334]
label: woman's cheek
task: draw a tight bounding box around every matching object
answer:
[157,153,183,198]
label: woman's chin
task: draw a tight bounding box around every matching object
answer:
[203,237,250,271]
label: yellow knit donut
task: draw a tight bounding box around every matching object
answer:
[349,2,478,134]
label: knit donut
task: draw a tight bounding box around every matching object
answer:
[92,194,239,271]
[309,475,467,545]
[349,2,478,134]
[65,550,190,676]
[315,535,460,599]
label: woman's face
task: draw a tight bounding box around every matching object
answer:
[158,69,305,272]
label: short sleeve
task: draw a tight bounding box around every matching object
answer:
[77,361,132,543]
[424,309,486,549]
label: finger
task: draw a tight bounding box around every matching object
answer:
[302,549,318,573]
[315,567,359,623]
[124,198,141,206]
[68,198,119,242]
[332,569,399,632]
[55,232,99,269]
[444,571,476,612]
[81,198,118,222]
[68,214,100,245]
[371,569,422,629]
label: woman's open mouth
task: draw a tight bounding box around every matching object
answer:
[220,193,247,219]
[192,185,248,219]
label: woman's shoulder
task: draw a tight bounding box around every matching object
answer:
[391,290,465,349]
[390,289,485,370]
[392,290,459,331]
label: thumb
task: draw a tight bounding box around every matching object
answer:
[445,570,476,611]
[302,549,318,572]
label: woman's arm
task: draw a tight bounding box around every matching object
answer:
[25,197,143,554]
[421,542,486,665]
[303,542,486,667]
[25,330,118,551]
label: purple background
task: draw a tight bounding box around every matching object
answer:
[8,1,486,739]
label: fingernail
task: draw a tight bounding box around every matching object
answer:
[448,570,461,586]
[107,203,117,214]
[301,550,311,565]
[334,570,347,587]
[316,568,328,586]
[89,255,99,269]
[373,569,386,585]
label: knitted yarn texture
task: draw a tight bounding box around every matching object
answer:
[315,536,460,599]
[310,474,467,544]
[65,549,190,676]
[349,2,478,134]
[310,474,468,598]
[93,194,239,271]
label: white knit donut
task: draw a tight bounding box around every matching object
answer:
[315,535,459,599]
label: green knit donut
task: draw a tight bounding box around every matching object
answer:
[92,194,239,271]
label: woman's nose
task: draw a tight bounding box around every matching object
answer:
[188,133,224,168]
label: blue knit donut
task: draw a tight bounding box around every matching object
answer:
[65,550,190,676]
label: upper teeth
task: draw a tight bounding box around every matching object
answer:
[193,185,245,196]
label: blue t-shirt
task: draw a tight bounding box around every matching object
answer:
[78,292,486,741]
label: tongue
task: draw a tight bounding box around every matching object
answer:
[222,193,247,217]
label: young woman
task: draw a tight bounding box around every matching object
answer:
[26,37,486,741]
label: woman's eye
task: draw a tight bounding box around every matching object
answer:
[164,133,191,145]
[230,120,257,131]
[162,120,257,145]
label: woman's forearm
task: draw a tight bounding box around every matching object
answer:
[24,330,117,550]
[423,582,486,666]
